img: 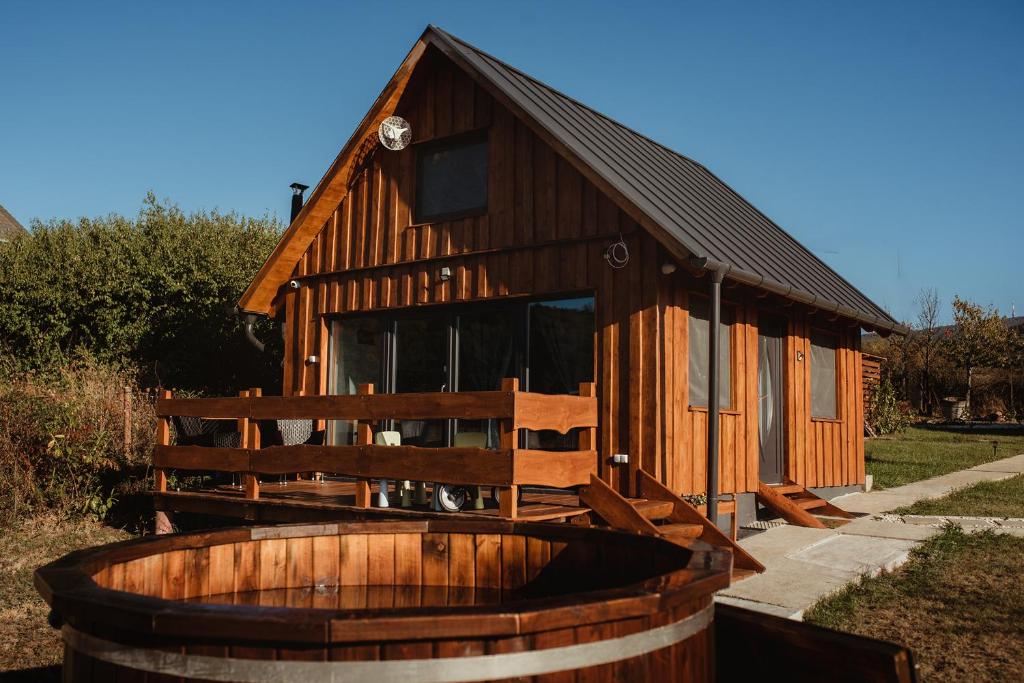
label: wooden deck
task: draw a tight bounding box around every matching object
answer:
[155,480,592,525]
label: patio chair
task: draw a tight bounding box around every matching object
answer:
[171,415,219,447]
[273,419,313,485]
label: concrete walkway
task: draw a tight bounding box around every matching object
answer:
[716,452,1024,619]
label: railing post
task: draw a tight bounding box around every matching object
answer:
[578,381,596,452]
[499,377,520,519]
[242,388,261,500]
[153,389,172,535]
[354,383,374,508]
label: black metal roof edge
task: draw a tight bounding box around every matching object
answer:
[426,26,905,335]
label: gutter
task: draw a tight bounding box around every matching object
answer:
[689,256,908,335]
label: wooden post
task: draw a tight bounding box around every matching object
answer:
[123,385,132,456]
[578,381,596,451]
[154,389,172,534]
[243,388,261,500]
[354,383,373,508]
[499,377,519,519]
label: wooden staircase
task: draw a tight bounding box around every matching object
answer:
[756,480,857,529]
[578,472,765,576]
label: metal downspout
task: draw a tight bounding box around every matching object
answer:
[706,267,725,528]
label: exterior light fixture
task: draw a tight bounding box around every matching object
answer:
[661,262,677,275]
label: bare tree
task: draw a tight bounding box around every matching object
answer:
[914,288,941,415]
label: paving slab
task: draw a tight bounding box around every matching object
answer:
[836,518,941,541]
[735,525,835,563]
[787,534,917,575]
[970,453,1024,473]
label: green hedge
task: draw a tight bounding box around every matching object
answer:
[0,194,283,393]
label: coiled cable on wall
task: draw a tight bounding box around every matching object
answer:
[604,236,630,269]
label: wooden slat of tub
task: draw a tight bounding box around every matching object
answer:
[435,637,487,658]
[234,540,260,594]
[259,539,287,591]
[421,532,449,586]
[500,534,526,591]
[338,533,368,586]
[474,533,501,589]
[286,536,314,590]
[532,625,576,683]
[142,553,164,599]
[311,535,340,588]
[208,544,234,597]
[382,640,434,661]
[525,536,550,584]
[160,549,186,600]
[367,534,396,609]
[486,633,531,683]
[447,533,475,589]
[393,533,421,586]
[184,547,210,600]
[612,615,649,680]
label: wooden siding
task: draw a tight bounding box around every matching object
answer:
[275,48,865,496]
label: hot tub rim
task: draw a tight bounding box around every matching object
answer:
[37,519,732,645]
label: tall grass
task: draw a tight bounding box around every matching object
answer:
[0,356,155,526]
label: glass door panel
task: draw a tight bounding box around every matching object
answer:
[328,317,384,446]
[526,296,595,450]
[393,316,450,447]
[454,308,520,449]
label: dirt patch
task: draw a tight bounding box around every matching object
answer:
[0,516,133,679]
[806,525,1024,682]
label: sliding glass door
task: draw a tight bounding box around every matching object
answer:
[328,294,595,449]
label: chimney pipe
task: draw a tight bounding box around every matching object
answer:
[290,182,309,223]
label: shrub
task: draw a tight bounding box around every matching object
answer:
[0,356,155,526]
[867,377,911,435]
[0,194,283,394]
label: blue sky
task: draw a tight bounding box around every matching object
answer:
[2,1,1021,324]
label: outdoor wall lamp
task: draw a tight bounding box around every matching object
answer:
[661,261,677,275]
[439,266,452,281]
[796,351,805,362]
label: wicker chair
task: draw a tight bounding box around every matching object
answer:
[273,419,313,485]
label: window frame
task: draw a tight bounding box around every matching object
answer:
[412,128,490,225]
[809,328,841,421]
[686,294,737,412]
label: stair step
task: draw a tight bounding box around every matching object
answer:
[629,499,675,520]
[773,484,804,495]
[795,498,827,510]
[658,523,704,542]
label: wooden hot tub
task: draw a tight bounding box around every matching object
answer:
[36,519,730,682]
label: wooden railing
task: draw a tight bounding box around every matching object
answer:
[153,378,597,518]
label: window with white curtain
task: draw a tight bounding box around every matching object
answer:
[811,331,838,419]
[688,297,732,409]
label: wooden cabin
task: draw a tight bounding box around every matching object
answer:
[151,26,904,566]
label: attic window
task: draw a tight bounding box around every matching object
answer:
[414,133,488,223]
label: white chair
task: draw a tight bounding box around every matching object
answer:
[374,431,403,508]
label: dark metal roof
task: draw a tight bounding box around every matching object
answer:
[429,27,904,333]
[0,204,27,242]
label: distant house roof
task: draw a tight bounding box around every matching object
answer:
[240,26,905,334]
[0,204,27,242]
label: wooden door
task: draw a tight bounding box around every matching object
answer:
[758,316,786,484]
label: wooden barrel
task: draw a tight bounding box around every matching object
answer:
[36,519,730,682]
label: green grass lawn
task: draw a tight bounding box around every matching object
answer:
[895,474,1024,518]
[0,516,132,681]
[805,525,1024,683]
[865,425,1024,489]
